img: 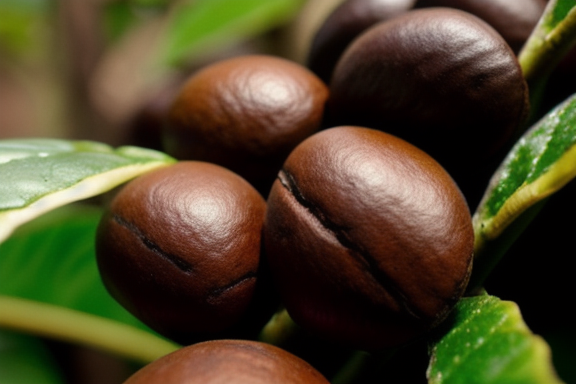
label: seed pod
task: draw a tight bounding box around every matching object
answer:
[124,340,330,384]
[163,54,329,194]
[96,161,273,344]
[264,126,474,350]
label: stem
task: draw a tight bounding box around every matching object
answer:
[518,0,576,122]
[519,0,576,83]
[467,199,548,294]
[257,307,301,347]
[0,295,180,364]
[330,350,374,384]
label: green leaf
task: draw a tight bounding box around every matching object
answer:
[469,94,576,290]
[0,0,50,56]
[0,138,175,244]
[543,0,576,33]
[0,329,64,384]
[427,295,563,384]
[476,94,576,230]
[519,0,576,115]
[103,0,169,43]
[103,1,142,43]
[159,0,305,67]
[0,204,180,363]
[1,205,135,323]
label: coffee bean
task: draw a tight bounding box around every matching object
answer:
[264,126,474,350]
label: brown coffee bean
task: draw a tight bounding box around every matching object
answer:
[326,8,529,161]
[264,126,474,350]
[96,161,270,344]
[414,0,545,54]
[124,339,330,384]
[307,0,415,83]
[307,0,543,85]
[325,8,529,207]
[163,55,329,194]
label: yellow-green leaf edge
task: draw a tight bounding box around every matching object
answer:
[427,295,563,384]
[0,139,176,244]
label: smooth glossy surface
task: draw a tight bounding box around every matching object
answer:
[326,8,529,205]
[96,161,269,344]
[124,340,330,384]
[264,126,474,350]
[164,55,329,194]
[414,0,545,53]
[307,0,415,83]
[307,0,543,84]
[327,9,529,156]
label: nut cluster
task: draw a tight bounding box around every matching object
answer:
[94,1,546,381]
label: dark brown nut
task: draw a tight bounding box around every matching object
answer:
[307,0,415,83]
[124,340,330,384]
[264,126,474,350]
[307,0,543,86]
[96,161,269,344]
[414,0,545,54]
[163,54,329,194]
[326,8,529,205]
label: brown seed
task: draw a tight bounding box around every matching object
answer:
[96,161,270,344]
[124,340,330,384]
[163,54,329,194]
[307,0,416,83]
[414,0,545,54]
[307,0,543,85]
[326,8,529,206]
[264,126,474,350]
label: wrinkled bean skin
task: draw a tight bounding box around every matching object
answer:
[414,0,544,53]
[264,126,474,350]
[96,161,274,344]
[307,0,543,84]
[325,8,529,207]
[163,55,329,195]
[124,340,330,384]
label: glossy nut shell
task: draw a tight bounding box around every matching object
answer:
[163,54,329,194]
[326,8,529,174]
[263,126,474,350]
[414,0,545,53]
[96,161,267,344]
[307,0,543,85]
[124,340,330,384]
[307,0,415,83]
